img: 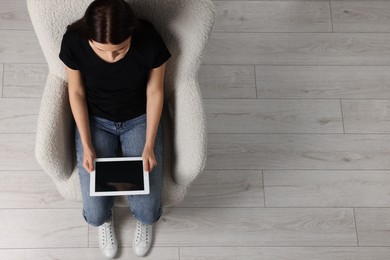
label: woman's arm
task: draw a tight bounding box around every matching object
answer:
[66,65,96,172]
[143,62,166,172]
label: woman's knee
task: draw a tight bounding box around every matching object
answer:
[82,207,112,227]
[128,194,162,225]
[132,205,162,225]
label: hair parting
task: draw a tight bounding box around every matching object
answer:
[66,0,141,44]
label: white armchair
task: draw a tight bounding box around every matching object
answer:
[27,0,215,206]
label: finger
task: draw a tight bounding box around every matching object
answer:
[83,161,88,171]
[150,161,157,172]
[145,159,150,172]
[84,163,89,172]
[84,160,93,172]
[89,164,94,172]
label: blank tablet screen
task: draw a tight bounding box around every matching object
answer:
[95,160,144,192]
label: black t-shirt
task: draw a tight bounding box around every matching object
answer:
[59,19,171,122]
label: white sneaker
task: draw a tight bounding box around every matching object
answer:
[133,220,153,257]
[98,211,118,259]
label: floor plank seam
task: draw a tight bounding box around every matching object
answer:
[202,99,390,102]
[253,65,258,99]
[0,29,35,32]
[353,208,360,247]
[0,62,48,65]
[2,246,390,250]
[261,170,266,208]
[340,99,346,134]
[0,246,179,250]
[164,207,390,209]
[204,172,390,174]
[209,31,390,34]
[150,245,390,248]
[1,63,3,98]
[206,132,390,135]
[202,64,390,67]
[0,97,42,100]
[200,169,390,171]
[202,97,390,100]
[329,0,334,33]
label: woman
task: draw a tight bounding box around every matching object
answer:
[58,0,171,258]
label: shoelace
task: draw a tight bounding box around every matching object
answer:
[135,222,150,245]
[101,221,115,247]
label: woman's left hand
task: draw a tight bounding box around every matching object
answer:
[142,146,157,172]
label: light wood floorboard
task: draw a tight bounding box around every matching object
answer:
[174,170,264,208]
[0,30,45,63]
[0,63,3,98]
[3,64,47,98]
[0,134,41,171]
[204,99,343,133]
[263,170,390,207]
[0,1,32,30]
[214,1,332,32]
[211,0,329,2]
[203,33,390,65]
[180,246,390,260]
[332,1,390,32]
[0,171,81,209]
[355,208,390,246]
[206,134,390,170]
[0,247,179,260]
[199,65,256,99]
[255,66,390,99]
[342,100,390,133]
[0,98,40,134]
[0,209,87,248]
[89,207,356,247]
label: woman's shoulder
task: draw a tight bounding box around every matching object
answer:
[137,18,153,30]
[59,28,84,70]
[62,28,83,45]
[136,18,159,38]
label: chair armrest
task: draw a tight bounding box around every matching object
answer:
[35,73,75,182]
[169,78,208,187]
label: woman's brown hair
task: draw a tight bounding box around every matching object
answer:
[66,0,141,44]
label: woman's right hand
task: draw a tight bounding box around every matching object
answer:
[83,145,96,173]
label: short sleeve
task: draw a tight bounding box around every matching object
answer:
[59,31,80,70]
[151,29,172,69]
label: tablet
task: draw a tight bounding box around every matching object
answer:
[90,157,150,196]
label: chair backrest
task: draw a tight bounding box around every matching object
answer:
[26,0,216,102]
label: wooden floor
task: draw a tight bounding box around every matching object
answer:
[1,0,390,259]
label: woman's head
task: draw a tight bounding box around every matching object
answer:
[67,0,140,45]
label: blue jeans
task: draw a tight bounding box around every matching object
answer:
[75,113,164,226]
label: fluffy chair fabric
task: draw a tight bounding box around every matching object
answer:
[27,0,215,207]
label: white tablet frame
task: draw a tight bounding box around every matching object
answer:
[90,157,150,196]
